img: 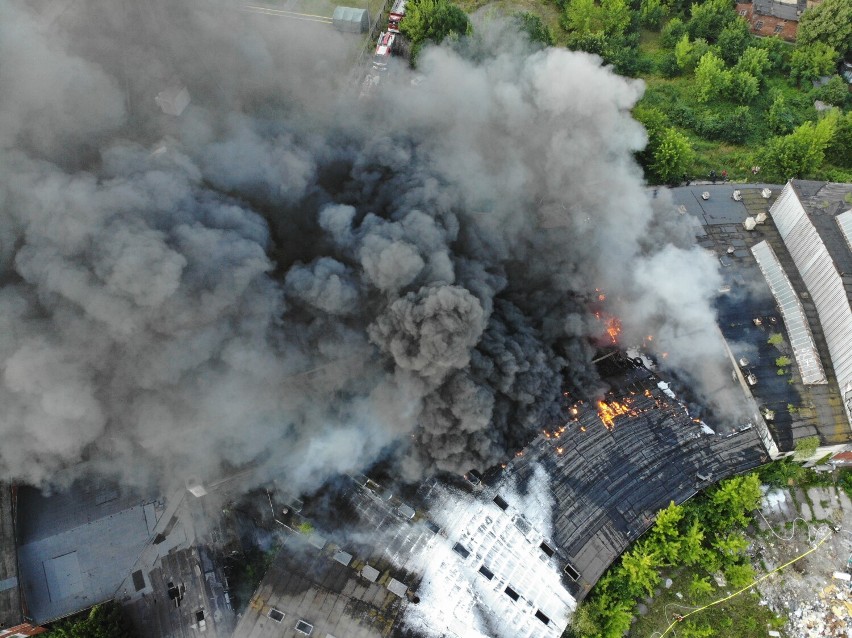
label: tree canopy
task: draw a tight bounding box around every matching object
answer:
[796,0,852,58]
[790,42,839,86]
[46,603,136,638]
[400,0,472,64]
[513,11,555,47]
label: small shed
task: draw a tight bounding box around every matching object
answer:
[332,7,369,33]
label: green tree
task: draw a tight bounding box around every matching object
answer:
[724,561,756,588]
[647,501,685,564]
[601,0,631,36]
[761,114,838,179]
[735,46,770,82]
[826,111,852,167]
[640,0,668,29]
[713,531,749,559]
[813,75,850,107]
[675,33,694,69]
[47,603,136,638]
[728,70,759,103]
[689,574,714,598]
[767,94,798,134]
[722,106,755,143]
[796,0,852,58]
[652,127,694,184]
[661,16,687,48]
[401,0,472,64]
[790,42,839,86]
[688,0,736,42]
[513,12,555,47]
[717,17,752,65]
[694,52,731,103]
[794,434,820,460]
[590,593,633,638]
[619,545,661,596]
[707,473,762,531]
[563,0,603,36]
[681,518,706,566]
[755,35,790,73]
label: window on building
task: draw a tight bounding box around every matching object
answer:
[295,620,314,635]
[493,495,509,510]
[504,586,519,601]
[754,20,764,29]
[268,608,285,623]
[539,541,555,557]
[773,23,783,33]
[478,565,494,580]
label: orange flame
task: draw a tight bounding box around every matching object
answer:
[606,317,622,344]
[597,399,631,430]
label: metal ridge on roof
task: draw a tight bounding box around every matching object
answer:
[838,210,852,255]
[751,240,827,385]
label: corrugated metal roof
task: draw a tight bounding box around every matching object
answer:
[751,240,827,384]
[771,184,852,422]
[837,210,852,255]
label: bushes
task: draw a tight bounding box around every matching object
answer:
[570,474,765,637]
[46,603,136,638]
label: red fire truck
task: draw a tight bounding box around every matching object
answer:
[372,31,395,70]
[388,0,407,33]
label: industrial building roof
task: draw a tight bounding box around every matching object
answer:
[770,184,852,425]
[670,181,852,451]
[15,478,154,624]
[0,485,22,630]
[502,359,766,596]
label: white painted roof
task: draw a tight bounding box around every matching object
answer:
[771,184,852,422]
[837,210,852,254]
[751,240,827,384]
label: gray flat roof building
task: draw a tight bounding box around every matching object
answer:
[0,485,22,630]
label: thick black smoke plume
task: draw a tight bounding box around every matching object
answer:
[0,0,735,492]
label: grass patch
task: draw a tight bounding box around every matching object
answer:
[629,569,786,638]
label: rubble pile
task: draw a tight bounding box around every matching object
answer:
[785,582,852,638]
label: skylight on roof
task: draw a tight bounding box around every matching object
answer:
[452,543,470,559]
